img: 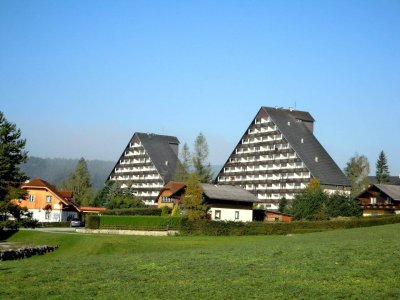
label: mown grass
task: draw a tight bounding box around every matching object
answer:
[1,224,400,299]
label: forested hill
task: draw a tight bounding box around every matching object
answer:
[20,156,115,191]
[21,157,224,192]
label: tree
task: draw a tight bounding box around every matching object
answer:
[0,111,35,230]
[181,173,206,220]
[324,192,362,218]
[278,197,289,213]
[173,143,192,181]
[171,204,181,216]
[344,153,370,197]
[60,158,93,206]
[376,151,390,184]
[291,179,328,220]
[192,133,213,183]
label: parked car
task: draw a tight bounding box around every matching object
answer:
[70,218,82,227]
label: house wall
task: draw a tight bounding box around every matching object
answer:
[157,190,175,208]
[265,212,292,222]
[28,209,78,222]
[208,207,253,222]
[18,187,78,222]
[19,188,64,211]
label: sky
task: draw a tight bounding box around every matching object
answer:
[1,0,399,176]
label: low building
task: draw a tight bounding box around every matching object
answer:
[157,181,260,222]
[202,184,260,222]
[264,211,293,223]
[156,181,186,208]
[356,184,400,216]
[16,178,81,222]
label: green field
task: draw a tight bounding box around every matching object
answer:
[1,224,400,299]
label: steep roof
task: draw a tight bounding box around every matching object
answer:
[374,184,400,201]
[263,107,350,187]
[201,184,260,203]
[22,178,81,211]
[368,176,400,186]
[159,181,186,197]
[136,133,180,183]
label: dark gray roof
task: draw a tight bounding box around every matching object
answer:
[201,184,260,203]
[136,133,179,183]
[374,184,400,201]
[368,176,400,186]
[263,107,350,187]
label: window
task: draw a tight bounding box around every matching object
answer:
[161,196,171,203]
[28,195,35,202]
[45,210,51,220]
[370,197,377,205]
[235,211,240,220]
[46,195,52,203]
[215,210,221,220]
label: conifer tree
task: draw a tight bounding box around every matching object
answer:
[192,133,213,183]
[376,151,390,184]
[0,111,35,229]
[60,158,93,206]
[181,173,206,220]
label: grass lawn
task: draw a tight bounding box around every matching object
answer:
[1,224,400,299]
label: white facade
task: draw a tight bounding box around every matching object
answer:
[29,209,78,223]
[208,207,253,222]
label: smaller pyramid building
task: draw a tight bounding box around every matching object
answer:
[108,133,180,205]
[216,106,350,209]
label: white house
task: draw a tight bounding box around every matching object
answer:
[202,184,260,222]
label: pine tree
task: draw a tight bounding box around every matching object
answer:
[376,151,390,184]
[60,158,93,206]
[172,143,191,181]
[0,111,35,229]
[181,173,206,220]
[192,133,213,183]
[344,153,370,196]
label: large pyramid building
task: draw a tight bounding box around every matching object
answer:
[215,107,350,209]
[108,133,180,206]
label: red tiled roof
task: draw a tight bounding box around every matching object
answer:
[162,181,186,196]
[22,178,81,212]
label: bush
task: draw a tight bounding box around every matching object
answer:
[161,206,169,216]
[86,215,100,229]
[99,215,182,230]
[103,207,164,216]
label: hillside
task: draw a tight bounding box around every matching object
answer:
[20,156,115,191]
[20,157,223,191]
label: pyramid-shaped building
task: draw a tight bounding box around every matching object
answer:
[215,107,350,209]
[108,133,180,206]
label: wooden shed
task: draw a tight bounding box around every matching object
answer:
[264,210,293,223]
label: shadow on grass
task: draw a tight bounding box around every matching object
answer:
[0,230,18,241]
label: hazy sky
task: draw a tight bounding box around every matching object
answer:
[1,0,399,175]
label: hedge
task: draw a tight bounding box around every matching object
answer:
[102,207,169,216]
[86,215,100,229]
[98,215,182,230]
[179,215,400,236]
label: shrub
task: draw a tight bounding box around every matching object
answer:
[161,206,169,216]
[99,215,182,230]
[171,204,181,217]
[103,207,164,216]
[86,215,100,229]
[179,215,400,236]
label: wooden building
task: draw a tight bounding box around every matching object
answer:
[156,181,186,208]
[356,184,400,216]
[215,107,350,210]
[108,133,180,206]
[16,178,81,222]
[264,211,293,223]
